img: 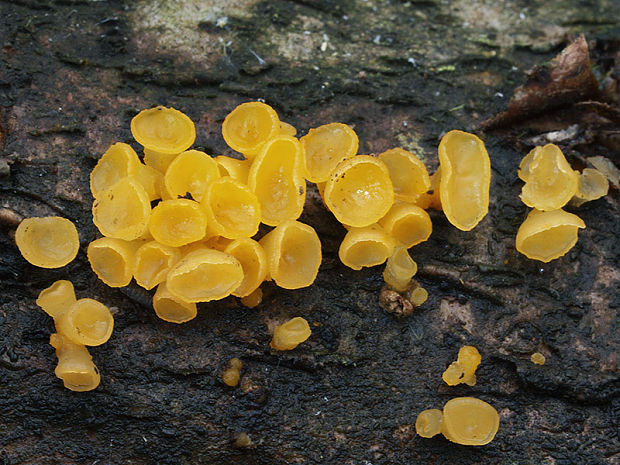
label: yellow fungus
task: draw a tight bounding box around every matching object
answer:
[438,130,491,231]
[135,163,164,202]
[90,142,141,198]
[133,241,181,290]
[143,148,179,174]
[148,199,207,247]
[152,281,197,323]
[247,135,305,226]
[215,155,250,183]
[222,101,281,157]
[36,280,76,319]
[87,237,141,288]
[530,352,546,365]
[383,246,417,292]
[338,224,396,270]
[222,357,243,387]
[300,122,359,183]
[408,285,428,307]
[56,298,114,346]
[164,149,220,202]
[515,208,585,262]
[166,248,243,303]
[280,121,297,137]
[270,317,311,350]
[415,409,443,438]
[378,202,432,248]
[240,287,263,308]
[414,168,442,211]
[224,238,268,297]
[520,144,578,211]
[259,220,321,289]
[570,168,609,207]
[324,155,394,228]
[92,176,151,240]
[517,146,538,182]
[131,106,195,154]
[15,216,80,268]
[378,147,430,203]
[442,345,481,386]
[441,397,499,446]
[587,155,620,189]
[50,333,100,392]
[202,177,262,239]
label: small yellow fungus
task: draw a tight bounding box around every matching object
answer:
[240,287,263,308]
[133,241,181,290]
[324,155,394,228]
[135,163,164,202]
[148,199,207,247]
[224,238,268,297]
[378,202,432,248]
[143,148,179,174]
[438,130,491,231]
[378,147,430,203]
[515,208,585,262]
[164,150,220,202]
[280,121,297,137]
[408,284,428,307]
[414,168,442,211]
[530,352,546,365]
[570,168,609,207]
[520,144,578,211]
[92,177,151,241]
[300,122,359,183]
[415,409,443,438]
[270,317,311,350]
[90,142,141,198]
[383,246,417,292]
[222,101,281,156]
[442,345,481,387]
[87,237,141,288]
[259,220,321,289]
[36,280,76,319]
[517,146,538,182]
[202,177,261,239]
[50,333,100,392]
[222,357,243,387]
[166,248,243,303]
[152,281,197,323]
[338,224,396,271]
[15,216,80,268]
[56,298,114,346]
[215,156,250,183]
[131,106,195,154]
[441,397,499,446]
[587,155,620,189]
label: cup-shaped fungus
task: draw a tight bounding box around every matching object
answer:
[300,122,359,183]
[15,216,80,268]
[36,280,77,319]
[530,352,546,365]
[248,135,306,226]
[90,142,142,198]
[152,281,197,323]
[222,101,281,157]
[517,146,538,182]
[520,144,578,211]
[224,238,268,297]
[133,241,181,290]
[259,220,321,289]
[383,246,417,292]
[215,156,250,183]
[202,177,261,239]
[442,345,481,386]
[50,333,100,392]
[166,248,243,303]
[515,208,585,262]
[414,168,442,211]
[378,202,432,248]
[339,224,396,270]
[131,106,195,154]
[570,168,609,207]
[415,409,443,438]
[241,287,263,308]
[134,164,164,202]
[280,121,297,137]
[408,283,428,307]
[270,317,311,350]
[148,199,207,247]
[88,237,141,288]
[438,130,491,231]
[587,155,619,189]
[441,397,499,446]
[378,148,430,203]
[324,155,394,228]
[56,298,114,346]
[164,150,220,202]
[222,358,243,387]
[92,177,151,241]
[143,148,179,174]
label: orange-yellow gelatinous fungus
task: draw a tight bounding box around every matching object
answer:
[50,333,100,392]
[135,164,164,202]
[570,168,609,207]
[587,155,620,189]
[15,216,80,269]
[222,101,281,156]
[438,130,491,231]
[131,106,195,154]
[515,208,585,262]
[148,199,207,247]
[133,241,181,290]
[441,397,499,446]
[215,156,250,183]
[143,148,179,174]
[36,280,77,319]
[408,284,428,307]
[270,317,312,350]
[90,142,141,198]
[224,238,268,297]
[530,352,546,365]
[383,246,417,292]
[520,144,578,211]
[152,281,197,323]
[87,237,141,288]
[259,220,321,289]
[222,357,243,387]
[415,409,443,438]
[300,122,359,183]
[378,202,432,248]
[56,298,114,347]
[280,121,297,137]
[164,150,220,202]
[442,345,481,386]
[378,147,430,203]
[414,168,442,211]
[240,287,263,308]
[324,155,394,228]
[338,224,396,271]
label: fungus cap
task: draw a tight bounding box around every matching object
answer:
[270,317,312,351]
[90,142,141,198]
[164,150,220,202]
[56,298,114,347]
[415,409,443,438]
[153,281,197,323]
[50,333,100,392]
[570,168,609,207]
[222,102,280,156]
[87,237,141,288]
[441,397,499,446]
[143,148,179,174]
[215,156,250,183]
[149,199,207,247]
[131,106,195,154]
[339,224,396,271]
[36,280,77,319]
[409,285,428,307]
[224,238,268,297]
[378,201,432,248]
[15,216,80,268]
[587,155,620,189]
[133,241,181,290]
[378,147,430,202]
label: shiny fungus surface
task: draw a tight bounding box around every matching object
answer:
[378,201,432,248]
[15,216,80,269]
[87,237,140,288]
[50,333,100,392]
[570,168,609,207]
[378,147,430,203]
[148,199,207,247]
[270,317,312,351]
[56,298,114,347]
[222,101,280,156]
[224,238,268,297]
[164,150,220,202]
[90,142,141,198]
[415,409,443,438]
[338,224,395,270]
[152,281,197,323]
[131,106,195,154]
[36,280,77,319]
[441,397,500,446]
[383,246,417,292]
[133,241,181,290]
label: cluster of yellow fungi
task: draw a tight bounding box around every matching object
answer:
[515,144,611,262]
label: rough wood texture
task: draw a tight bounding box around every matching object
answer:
[1,1,619,464]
